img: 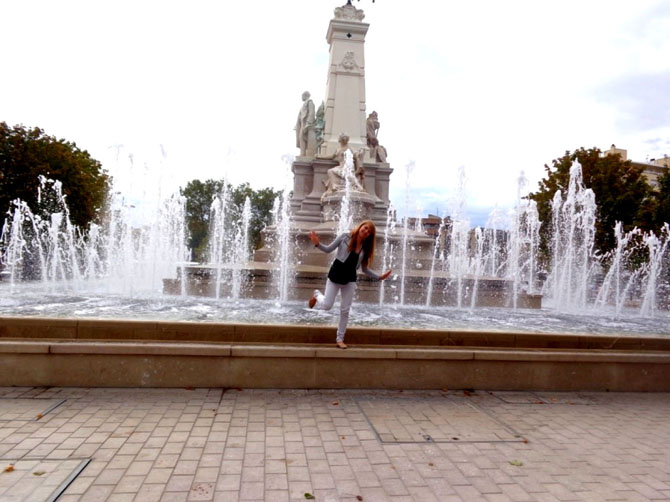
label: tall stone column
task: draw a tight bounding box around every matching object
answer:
[321,3,369,158]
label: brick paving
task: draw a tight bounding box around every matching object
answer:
[0,387,668,501]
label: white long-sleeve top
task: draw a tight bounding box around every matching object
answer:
[316,233,381,280]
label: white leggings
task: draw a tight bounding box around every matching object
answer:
[314,279,356,342]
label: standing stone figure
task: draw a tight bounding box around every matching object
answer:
[314,101,326,153]
[366,111,388,163]
[296,91,317,157]
[319,133,365,196]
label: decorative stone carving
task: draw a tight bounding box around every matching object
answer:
[339,52,359,71]
[334,3,365,22]
[295,91,317,157]
[366,111,388,163]
[318,133,366,198]
[314,102,325,153]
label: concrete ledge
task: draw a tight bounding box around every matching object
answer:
[474,349,670,363]
[0,340,51,353]
[316,347,393,359]
[0,339,669,390]
[0,317,670,351]
[1,340,669,364]
[49,342,232,357]
[231,345,316,358]
[2,316,670,351]
[395,348,474,360]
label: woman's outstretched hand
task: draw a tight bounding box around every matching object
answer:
[309,230,320,247]
[380,269,392,281]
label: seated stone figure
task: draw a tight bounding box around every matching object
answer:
[366,111,388,163]
[319,134,366,196]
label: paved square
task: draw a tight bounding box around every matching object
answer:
[357,396,521,443]
[0,387,668,501]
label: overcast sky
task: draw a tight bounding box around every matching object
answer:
[2,0,669,225]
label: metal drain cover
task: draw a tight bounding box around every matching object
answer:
[492,391,599,405]
[357,397,521,443]
[0,458,90,502]
[0,399,65,422]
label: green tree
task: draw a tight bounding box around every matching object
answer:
[652,169,670,227]
[528,147,652,257]
[180,179,281,262]
[229,183,281,255]
[181,179,224,261]
[0,122,109,228]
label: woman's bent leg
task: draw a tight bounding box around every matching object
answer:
[316,279,339,310]
[336,282,356,343]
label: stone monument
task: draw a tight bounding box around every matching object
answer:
[165,1,542,310]
[290,1,392,228]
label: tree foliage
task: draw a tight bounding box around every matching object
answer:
[650,169,670,228]
[180,179,281,262]
[0,122,109,228]
[528,147,652,256]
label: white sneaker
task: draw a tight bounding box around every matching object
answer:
[309,290,321,309]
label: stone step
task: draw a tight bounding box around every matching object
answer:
[2,316,669,351]
[1,338,669,391]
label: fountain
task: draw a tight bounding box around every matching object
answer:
[0,2,669,392]
[1,2,669,327]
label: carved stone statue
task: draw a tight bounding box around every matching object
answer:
[334,2,365,22]
[366,111,388,163]
[295,91,317,157]
[319,133,366,196]
[314,101,325,153]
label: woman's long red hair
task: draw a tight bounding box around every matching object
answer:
[349,220,376,267]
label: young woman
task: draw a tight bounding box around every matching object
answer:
[308,220,392,349]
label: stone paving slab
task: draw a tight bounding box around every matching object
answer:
[0,387,667,501]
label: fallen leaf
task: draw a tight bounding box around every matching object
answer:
[356,496,363,501]
[36,413,43,420]
[428,462,434,467]
[523,438,528,444]
[3,465,14,473]
[341,436,346,440]
[33,471,46,476]
[441,388,448,392]
[304,493,315,500]
[332,401,339,406]
[509,460,524,467]
[184,387,194,391]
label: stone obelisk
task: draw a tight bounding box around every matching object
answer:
[320,2,369,157]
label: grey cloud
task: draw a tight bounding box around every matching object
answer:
[625,1,670,36]
[644,137,670,148]
[595,72,670,132]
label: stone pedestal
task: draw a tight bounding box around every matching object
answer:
[291,157,392,227]
[321,190,376,223]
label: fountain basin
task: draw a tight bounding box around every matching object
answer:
[1,315,669,391]
[163,263,542,308]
